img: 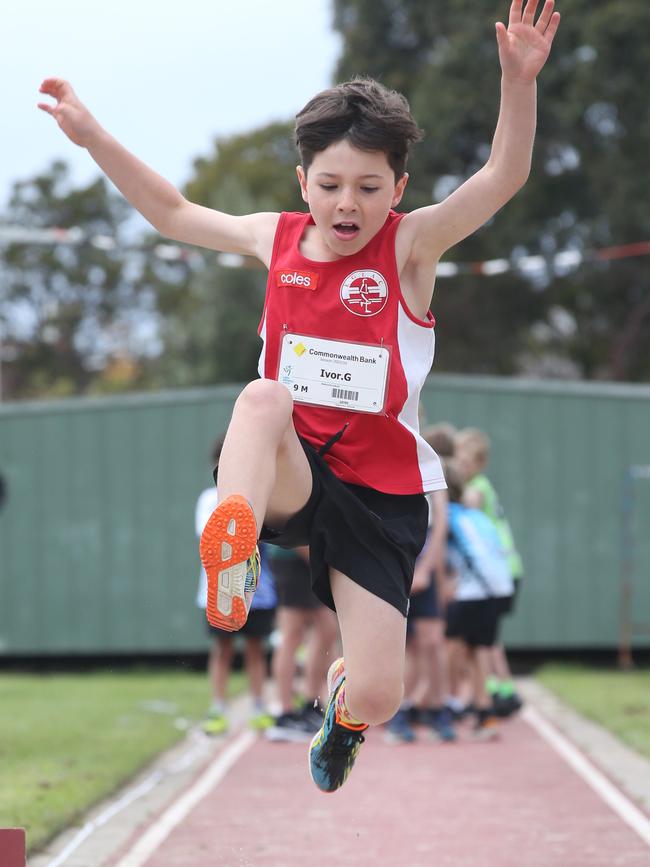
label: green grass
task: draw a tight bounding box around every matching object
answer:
[0,669,245,853]
[536,664,650,760]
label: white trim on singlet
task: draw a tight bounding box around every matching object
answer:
[257,314,267,378]
[396,302,446,493]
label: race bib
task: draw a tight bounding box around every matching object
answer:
[278,333,390,414]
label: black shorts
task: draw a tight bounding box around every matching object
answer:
[445,599,500,648]
[206,607,275,640]
[270,557,322,610]
[497,578,523,616]
[408,577,441,621]
[260,439,429,617]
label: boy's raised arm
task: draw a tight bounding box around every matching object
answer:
[403,0,560,265]
[38,79,278,264]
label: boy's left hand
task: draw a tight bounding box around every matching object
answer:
[496,0,561,82]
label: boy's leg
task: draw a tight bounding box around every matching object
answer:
[491,642,512,681]
[272,607,308,713]
[470,646,493,709]
[243,636,274,730]
[445,637,467,700]
[267,607,323,743]
[489,642,523,716]
[431,619,449,705]
[329,568,406,725]
[203,635,233,735]
[422,619,452,715]
[217,379,313,530]
[403,635,418,699]
[409,618,455,740]
[410,618,441,707]
[384,633,418,745]
[471,645,501,740]
[303,606,339,705]
[309,569,406,792]
[209,635,234,705]
[242,637,266,705]
[201,380,312,630]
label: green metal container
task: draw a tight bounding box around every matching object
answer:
[0,375,648,655]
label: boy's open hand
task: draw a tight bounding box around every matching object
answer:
[38,78,100,148]
[496,0,560,82]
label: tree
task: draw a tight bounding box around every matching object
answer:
[0,121,306,399]
[138,250,268,388]
[185,122,303,215]
[0,161,153,398]
[333,0,650,380]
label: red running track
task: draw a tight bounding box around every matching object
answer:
[113,715,650,867]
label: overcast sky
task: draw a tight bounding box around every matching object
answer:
[4,0,341,210]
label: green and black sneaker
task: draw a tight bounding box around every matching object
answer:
[308,658,367,793]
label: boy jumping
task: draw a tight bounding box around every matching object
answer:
[39,0,560,792]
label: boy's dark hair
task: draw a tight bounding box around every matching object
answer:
[210,435,226,486]
[210,435,226,467]
[442,459,464,504]
[295,77,423,182]
[423,422,457,458]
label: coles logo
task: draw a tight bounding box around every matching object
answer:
[276,269,318,290]
[340,270,388,317]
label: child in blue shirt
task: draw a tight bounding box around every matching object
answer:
[444,460,513,739]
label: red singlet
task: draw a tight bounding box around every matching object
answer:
[258,211,445,495]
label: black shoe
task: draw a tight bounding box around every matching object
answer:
[445,701,475,722]
[420,707,456,742]
[299,700,325,732]
[265,711,318,743]
[406,704,420,726]
[472,710,500,741]
[384,708,416,744]
[493,693,523,718]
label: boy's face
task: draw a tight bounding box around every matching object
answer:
[455,446,483,482]
[296,139,408,258]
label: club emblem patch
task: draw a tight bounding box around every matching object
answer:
[340,270,388,317]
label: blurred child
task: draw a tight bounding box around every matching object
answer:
[386,423,457,743]
[196,439,276,735]
[443,460,514,739]
[266,546,339,742]
[455,427,524,715]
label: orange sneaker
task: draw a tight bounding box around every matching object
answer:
[471,712,501,742]
[199,494,259,631]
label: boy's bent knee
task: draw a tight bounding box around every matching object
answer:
[346,680,403,726]
[235,379,293,423]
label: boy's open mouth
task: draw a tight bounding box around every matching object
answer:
[333,222,360,240]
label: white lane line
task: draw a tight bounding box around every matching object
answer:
[523,706,650,846]
[114,729,256,867]
[44,731,214,867]
[46,772,164,867]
